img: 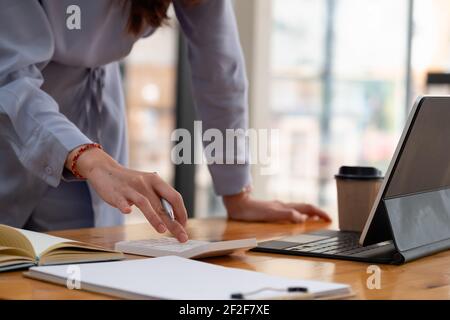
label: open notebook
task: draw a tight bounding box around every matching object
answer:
[0,224,124,272]
[25,256,353,300]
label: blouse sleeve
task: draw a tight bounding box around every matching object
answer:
[0,0,92,187]
[173,0,251,195]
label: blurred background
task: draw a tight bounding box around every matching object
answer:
[123,0,450,224]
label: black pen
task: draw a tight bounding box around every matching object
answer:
[230,286,309,299]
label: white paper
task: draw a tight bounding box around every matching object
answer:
[16,229,71,257]
[29,256,350,299]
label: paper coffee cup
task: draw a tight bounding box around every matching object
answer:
[335,166,383,232]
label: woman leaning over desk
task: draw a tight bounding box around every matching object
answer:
[0,0,330,242]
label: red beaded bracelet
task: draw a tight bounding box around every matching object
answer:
[70,143,103,179]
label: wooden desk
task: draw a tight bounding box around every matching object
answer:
[1,218,449,299]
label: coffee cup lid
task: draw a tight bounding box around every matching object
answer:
[335,166,383,180]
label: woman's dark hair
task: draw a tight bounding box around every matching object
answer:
[127,0,199,35]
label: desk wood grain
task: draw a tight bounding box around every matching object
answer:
[1,218,449,299]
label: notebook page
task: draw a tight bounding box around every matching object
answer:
[0,225,35,254]
[29,256,350,299]
[16,229,72,257]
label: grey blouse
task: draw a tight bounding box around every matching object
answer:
[0,0,250,227]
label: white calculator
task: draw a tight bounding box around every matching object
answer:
[114,237,257,259]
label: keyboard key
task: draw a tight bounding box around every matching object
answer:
[310,247,334,253]
[322,250,340,254]
[295,247,317,252]
[311,237,340,245]
[320,245,338,251]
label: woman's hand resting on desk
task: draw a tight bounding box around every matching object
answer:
[223,187,331,223]
[66,147,189,242]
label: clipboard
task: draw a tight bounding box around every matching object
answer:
[24,256,354,300]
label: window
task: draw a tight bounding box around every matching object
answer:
[231,0,450,221]
[122,1,450,222]
[124,20,179,224]
[266,0,410,220]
